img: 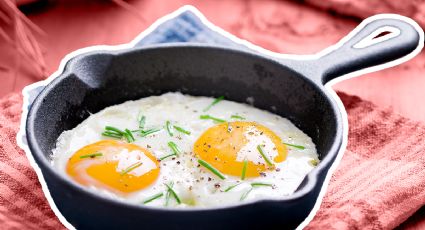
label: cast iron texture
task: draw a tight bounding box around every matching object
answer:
[26,17,420,229]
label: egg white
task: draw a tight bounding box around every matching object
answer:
[52,92,319,207]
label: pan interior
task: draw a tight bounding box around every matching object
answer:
[29,46,338,191]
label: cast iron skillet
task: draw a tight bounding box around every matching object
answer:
[26,16,421,230]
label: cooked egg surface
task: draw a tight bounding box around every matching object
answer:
[194,121,287,178]
[52,92,319,208]
[67,140,160,194]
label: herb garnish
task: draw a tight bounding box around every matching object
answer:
[257,145,273,166]
[138,114,146,129]
[143,192,163,204]
[102,131,122,139]
[102,126,135,143]
[231,115,246,120]
[241,159,248,180]
[124,129,135,143]
[159,153,176,161]
[309,159,318,166]
[251,182,273,187]
[105,126,124,134]
[283,142,305,150]
[203,96,224,112]
[168,141,181,156]
[173,125,191,135]
[224,183,241,192]
[120,162,143,175]
[165,182,173,206]
[102,126,125,139]
[79,152,103,159]
[166,120,173,137]
[197,159,226,180]
[140,128,162,137]
[238,182,274,201]
[200,115,226,123]
[282,142,305,150]
[240,187,253,201]
[165,182,181,204]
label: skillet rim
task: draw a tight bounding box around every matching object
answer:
[26,43,344,213]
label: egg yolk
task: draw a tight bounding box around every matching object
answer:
[194,121,287,178]
[67,140,160,194]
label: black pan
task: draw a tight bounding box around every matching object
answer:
[26,16,421,229]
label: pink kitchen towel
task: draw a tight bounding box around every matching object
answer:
[307,92,425,229]
[1,91,425,229]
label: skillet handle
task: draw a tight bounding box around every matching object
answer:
[305,15,423,84]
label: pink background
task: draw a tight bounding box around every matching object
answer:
[1,0,424,228]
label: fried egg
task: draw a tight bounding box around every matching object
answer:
[67,140,160,194]
[52,92,319,207]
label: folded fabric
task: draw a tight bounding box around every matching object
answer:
[2,9,424,229]
[307,93,425,229]
[0,93,63,229]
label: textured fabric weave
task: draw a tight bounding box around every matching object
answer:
[307,93,425,229]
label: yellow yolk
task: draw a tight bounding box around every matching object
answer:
[194,121,287,178]
[67,140,160,194]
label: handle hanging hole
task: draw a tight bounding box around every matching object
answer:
[353,26,401,49]
[373,31,392,39]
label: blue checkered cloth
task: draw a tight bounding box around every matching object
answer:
[139,11,244,47]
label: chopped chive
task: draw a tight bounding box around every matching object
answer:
[224,183,242,192]
[231,115,246,120]
[125,129,135,142]
[197,159,226,180]
[103,126,128,140]
[309,159,319,166]
[105,126,125,135]
[123,133,132,143]
[251,182,273,187]
[173,125,191,135]
[166,120,174,137]
[79,152,103,159]
[200,115,226,123]
[103,130,122,136]
[138,114,146,129]
[257,145,273,166]
[241,159,248,180]
[143,192,163,204]
[165,182,173,206]
[203,95,225,112]
[103,126,136,142]
[168,141,181,156]
[165,183,181,204]
[140,128,161,137]
[283,142,305,150]
[160,153,176,161]
[120,162,143,175]
[240,187,253,201]
[102,131,122,139]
